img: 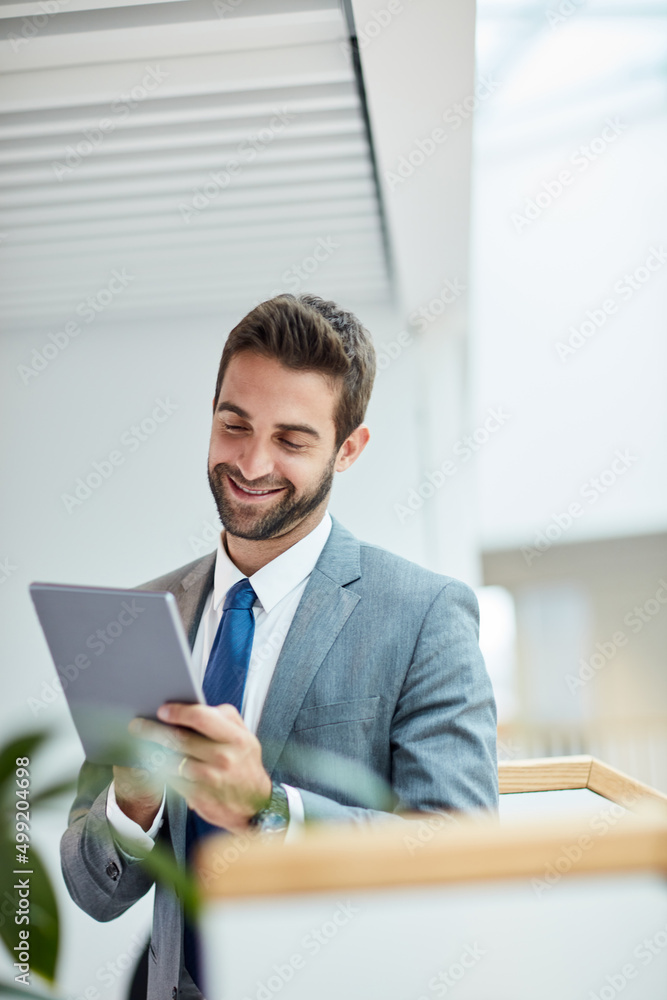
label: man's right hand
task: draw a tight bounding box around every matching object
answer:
[112,764,164,832]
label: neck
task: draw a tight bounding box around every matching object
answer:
[224,502,328,577]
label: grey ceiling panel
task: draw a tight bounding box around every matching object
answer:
[0,0,391,326]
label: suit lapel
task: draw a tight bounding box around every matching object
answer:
[178,553,216,648]
[166,552,216,862]
[257,519,361,776]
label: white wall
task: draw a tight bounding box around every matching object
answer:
[471,4,667,552]
[353,0,481,584]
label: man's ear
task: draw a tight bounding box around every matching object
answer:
[335,424,370,473]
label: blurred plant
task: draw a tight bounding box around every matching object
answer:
[0,730,68,996]
[0,729,200,999]
[0,727,399,996]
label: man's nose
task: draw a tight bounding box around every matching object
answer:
[234,437,275,483]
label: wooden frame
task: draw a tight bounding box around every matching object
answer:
[498,754,667,808]
[198,812,667,900]
[198,756,667,900]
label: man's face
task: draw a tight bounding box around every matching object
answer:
[208,351,341,540]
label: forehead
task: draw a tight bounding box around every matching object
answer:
[219,351,338,428]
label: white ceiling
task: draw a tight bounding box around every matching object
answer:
[0,0,392,327]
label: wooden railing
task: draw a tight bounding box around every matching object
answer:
[497,716,667,794]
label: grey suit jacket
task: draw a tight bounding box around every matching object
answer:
[60,517,497,999]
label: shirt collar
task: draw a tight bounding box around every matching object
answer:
[212,512,332,614]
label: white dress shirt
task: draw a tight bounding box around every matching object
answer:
[106,512,332,856]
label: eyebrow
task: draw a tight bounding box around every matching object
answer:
[217,401,321,440]
[217,402,250,418]
[275,422,320,440]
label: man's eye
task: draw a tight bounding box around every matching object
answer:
[280,439,303,450]
[224,423,246,432]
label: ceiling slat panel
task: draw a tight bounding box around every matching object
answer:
[0,8,345,73]
[0,0,391,325]
[0,81,359,141]
[0,41,352,112]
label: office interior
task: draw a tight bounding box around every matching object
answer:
[0,0,666,996]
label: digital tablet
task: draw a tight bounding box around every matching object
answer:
[29,582,204,765]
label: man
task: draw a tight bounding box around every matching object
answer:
[61,293,498,1000]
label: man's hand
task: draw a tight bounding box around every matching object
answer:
[128,702,272,834]
[112,763,164,832]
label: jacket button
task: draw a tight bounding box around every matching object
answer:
[105,861,119,881]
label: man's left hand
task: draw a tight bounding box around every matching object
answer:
[128,702,272,834]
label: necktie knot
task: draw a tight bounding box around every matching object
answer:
[223,578,256,612]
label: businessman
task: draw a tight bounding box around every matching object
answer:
[61,293,498,1000]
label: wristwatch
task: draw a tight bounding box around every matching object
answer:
[249,782,289,836]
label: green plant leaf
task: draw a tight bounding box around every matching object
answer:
[0,732,48,795]
[138,841,200,919]
[26,843,60,983]
[0,836,59,983]
[29,778,78,809]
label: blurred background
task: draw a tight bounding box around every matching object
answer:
[1,0,666,994]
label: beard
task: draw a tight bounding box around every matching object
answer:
[208,456,335,541]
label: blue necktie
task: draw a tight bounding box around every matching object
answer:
[183,578,257,987]
[202,578,257,710]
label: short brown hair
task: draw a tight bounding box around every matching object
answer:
[214,293,376,449]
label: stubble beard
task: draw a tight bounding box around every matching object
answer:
[208,456,336,541]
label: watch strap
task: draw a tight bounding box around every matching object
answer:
[249,782,289,833]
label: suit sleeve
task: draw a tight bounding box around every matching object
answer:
[296,579,498,824]
[60,760,156,922]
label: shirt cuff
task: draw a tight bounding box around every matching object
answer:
[106,780,166,860]
[281,783,304,843]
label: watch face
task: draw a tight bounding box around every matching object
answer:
[260,811,289,834]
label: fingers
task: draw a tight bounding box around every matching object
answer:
[157,701,245,740]
[128,717,214,763]
[131,703,267,833]
[128,702,247,764]
[169,771,213,809]
[168,770,257,833]
[168,767,233,821]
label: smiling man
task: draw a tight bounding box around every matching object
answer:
[61,293,498,1000]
